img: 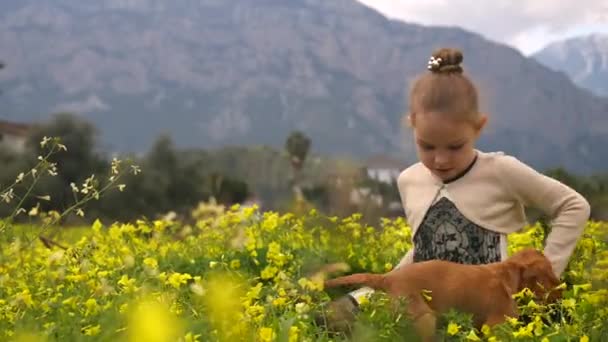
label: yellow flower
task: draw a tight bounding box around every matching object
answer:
[62,296,77,309]
[266,242,289,267]
[295,302,309,314]
[580,335,589,342]
[84,298,99,316]
[512,325,533,338]
[126,298,183,342]
[465,329,481,341]
[230,259,241,269]
[533,315,544,336]
[244,282,263,305]
[203,273,248,338]
[297,277,323,292]
[258,327,275,342]
[527,299,540,309]
[272,296,287,307]
[261,265,279,280]
[184,332,201,342]
[246,304,265,323]
[143,257,158,269]
[82,324,101,336]
[288,326,300,342]
[447,322,461,336]
[573,283,592,296]
[562,298,577,309]
[506,316,520,327]
[261,213,279,232]
[513,287,535,300]
[118,275,137,293]
[15,289,34,308]
[166,272,193,289]
[481,324,492,336]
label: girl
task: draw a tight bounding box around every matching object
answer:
[319,47,590,331]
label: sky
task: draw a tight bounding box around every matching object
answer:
[357,0,608,55]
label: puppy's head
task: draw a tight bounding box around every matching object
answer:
[508,248,563,303]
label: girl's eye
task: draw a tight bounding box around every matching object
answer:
[449,144,464,151]
[420,144,434,151]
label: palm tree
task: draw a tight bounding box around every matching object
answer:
[0,61,4,95]
[285,130,311,200]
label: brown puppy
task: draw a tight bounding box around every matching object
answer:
[322,248,562,341]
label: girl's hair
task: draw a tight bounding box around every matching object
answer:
[408,48,480,125]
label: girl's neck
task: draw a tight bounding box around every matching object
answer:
[443,150,478,184]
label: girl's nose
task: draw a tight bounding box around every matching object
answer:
[434,152,449,165]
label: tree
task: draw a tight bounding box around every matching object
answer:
[26,113,107,212]
[285,130,311,201]
[207,172,249,206]
[0,61,4,95]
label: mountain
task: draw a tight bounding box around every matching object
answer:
[533,34,608,98]
[0,0,607,174]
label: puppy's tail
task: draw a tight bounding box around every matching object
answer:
[324,273,386,291]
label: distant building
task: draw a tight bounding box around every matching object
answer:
[364,154,406,184]
[0,120,32,153]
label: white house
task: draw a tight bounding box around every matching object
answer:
[0,120,31,153]
[364,154,406,184]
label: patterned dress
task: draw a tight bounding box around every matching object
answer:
[412,195,502,265]
[412,155,503,265]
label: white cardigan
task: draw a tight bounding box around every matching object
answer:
[395,150,590,277]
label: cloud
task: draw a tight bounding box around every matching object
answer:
[53,94,110,114]
[356,0,608,54]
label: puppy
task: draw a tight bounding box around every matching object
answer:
[321,248,562,341]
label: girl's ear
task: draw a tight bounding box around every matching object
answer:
[405,113,415,128]
[474,114,488,134]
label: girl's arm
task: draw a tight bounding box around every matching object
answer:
[394,169,415,270]
[395,249,414,270]
[497,156,591,277]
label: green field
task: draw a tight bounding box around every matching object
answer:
[1,201,607,342]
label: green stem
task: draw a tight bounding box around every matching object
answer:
[33,169,130,246]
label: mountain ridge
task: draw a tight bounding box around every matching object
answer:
[533,33,608,97]
[0,0,607,174]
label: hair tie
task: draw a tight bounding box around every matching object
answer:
[427,56,442,71]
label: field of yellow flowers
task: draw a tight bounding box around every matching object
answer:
[1,201,607,341]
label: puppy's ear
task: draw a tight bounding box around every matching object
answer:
[520,263,562,301]
[521,267,537,286]
[504,262,525,294]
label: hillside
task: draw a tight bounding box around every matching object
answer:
[0,0,607,173]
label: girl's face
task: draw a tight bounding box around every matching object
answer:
[411,112,486,182]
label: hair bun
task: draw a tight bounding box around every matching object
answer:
[427,48,464,74]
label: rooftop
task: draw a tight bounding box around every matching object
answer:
[0,119,32,137]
